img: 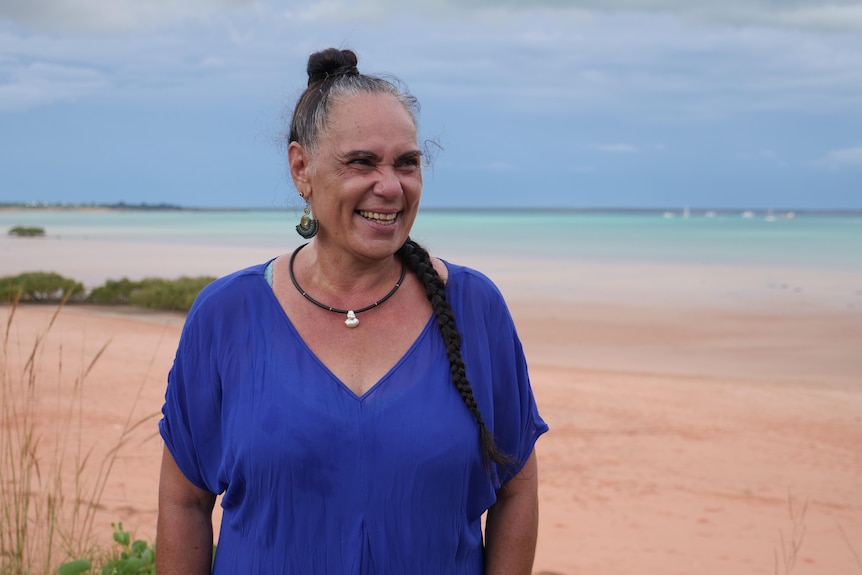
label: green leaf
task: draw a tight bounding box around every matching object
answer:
[58,559,92,575]
[113,528,130,547]
[118,557,144,574]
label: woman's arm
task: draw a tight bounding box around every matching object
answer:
[156,446,217,575]
[484,450,540,575]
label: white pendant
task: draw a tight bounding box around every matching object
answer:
[345,310,359,328]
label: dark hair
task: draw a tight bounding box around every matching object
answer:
[288,48,419,154]
[291,48,511,473]
[398,239,514,474]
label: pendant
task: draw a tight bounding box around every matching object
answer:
[345,310,359,328]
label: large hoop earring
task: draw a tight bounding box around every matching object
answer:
[296,201,319,239]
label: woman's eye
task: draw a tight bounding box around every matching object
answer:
[396,158,420,170]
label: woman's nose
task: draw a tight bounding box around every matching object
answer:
[374,168,403,196]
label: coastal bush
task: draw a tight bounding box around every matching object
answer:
[8,226,45,237]
[87,276,214,312]
[129,276,214,312]
[0,271,85,302]
[87,278,143,305]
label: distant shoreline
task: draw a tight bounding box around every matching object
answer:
[2,203,861,216]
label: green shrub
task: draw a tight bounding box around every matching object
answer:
[8,226,45,237]
[87,276,214,312]
[57,523,155,575]
[128,276,214,312]
[0,272,85,303]
[86,278,141,305]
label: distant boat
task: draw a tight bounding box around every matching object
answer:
[704,210,717,218]
[663,211,676,218]
[683,206,690,218]
[741,210,755,218]
[765,208,776,222]
[784,211,795,219]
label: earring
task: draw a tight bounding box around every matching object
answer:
[296,200,319,239]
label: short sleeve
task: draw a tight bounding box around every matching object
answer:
[445,264,549,487]
[486,298,548,483]
[159,293,225,494]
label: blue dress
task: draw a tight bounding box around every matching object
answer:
[159,260,548,574]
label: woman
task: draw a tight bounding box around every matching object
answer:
[156,48,548,574]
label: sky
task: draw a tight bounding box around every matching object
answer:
[1,0,861,210]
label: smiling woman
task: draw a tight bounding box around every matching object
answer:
[288,89,423,262]
[155,47,547,575]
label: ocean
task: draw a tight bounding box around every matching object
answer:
[2,208,860,271]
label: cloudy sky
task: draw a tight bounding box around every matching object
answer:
[1,0,861,209]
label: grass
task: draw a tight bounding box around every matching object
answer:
[773,492,862,575]
[774,493,808,575]
[0,297,159,574]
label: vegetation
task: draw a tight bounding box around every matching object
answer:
[8,226,45,237]
[87,276,215,312]
[1,202,183,211]
[57,524,155,575]
[0,273,213,312]
[1,299,158,574]
[0,272,85,303]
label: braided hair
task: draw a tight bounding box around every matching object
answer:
[289,48,512,473]
[397,239,514,473]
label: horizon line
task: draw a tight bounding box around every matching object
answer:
[2,202,862,216]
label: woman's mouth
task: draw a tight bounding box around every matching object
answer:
[358,210,398,225]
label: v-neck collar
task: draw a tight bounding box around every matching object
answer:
[262,271,437,401]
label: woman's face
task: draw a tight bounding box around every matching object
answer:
[292,91,423,263]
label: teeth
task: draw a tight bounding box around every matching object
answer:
[359,210,397,222]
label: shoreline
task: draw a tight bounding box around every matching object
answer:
[4,235,860,308]
[9,295,859,388]
[4,205,862,215]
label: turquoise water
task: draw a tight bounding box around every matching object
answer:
[2,209,860,270]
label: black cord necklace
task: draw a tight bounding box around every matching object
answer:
[288,243,407,328]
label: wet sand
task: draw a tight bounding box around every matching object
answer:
[2,237,861,574]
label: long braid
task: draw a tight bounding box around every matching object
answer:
[397,239,514,474]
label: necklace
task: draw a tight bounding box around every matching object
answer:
[288,243,407,328]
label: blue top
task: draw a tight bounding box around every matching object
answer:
[159,260,548,574]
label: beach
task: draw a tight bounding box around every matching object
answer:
[2,225,861,574]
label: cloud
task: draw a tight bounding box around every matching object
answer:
[0,0,253,34]
[0,61,106,111]
[2,0,861,121]
[291,0,862,34]
[590,143,638,153]
[4,0,862,36]
[820,146,862,168]
[567,0,862,35]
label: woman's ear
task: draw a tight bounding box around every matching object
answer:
[288,141,312,197]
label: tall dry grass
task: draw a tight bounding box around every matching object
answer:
[1,298,157,574]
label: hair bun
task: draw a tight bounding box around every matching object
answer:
[306,48,359,86]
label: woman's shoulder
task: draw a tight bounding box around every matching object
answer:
[439,259,507,308]
[186,260,274,320]
[441,259,499,290]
